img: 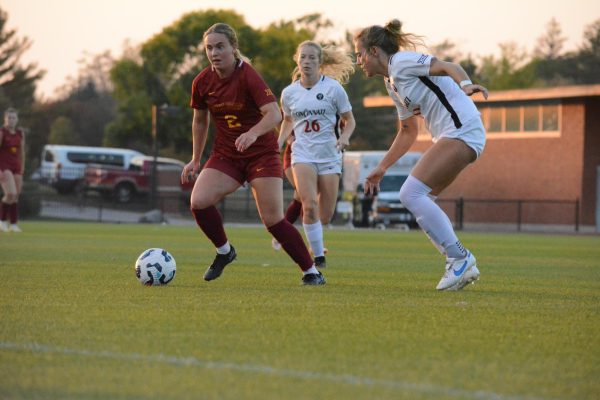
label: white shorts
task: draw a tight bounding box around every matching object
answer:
[436,117,486,158]
[292,159,342,175]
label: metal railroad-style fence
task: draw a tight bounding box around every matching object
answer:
[20,179,583,233]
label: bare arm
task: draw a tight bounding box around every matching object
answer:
[336,111,356,151]
[278,114,294,150]
[364,116,419,195]
[181,108,209,183]
[235,101,282,153]
[429,58,488,99]
[20,131,25,175]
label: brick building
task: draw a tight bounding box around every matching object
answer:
[364,84,600,230]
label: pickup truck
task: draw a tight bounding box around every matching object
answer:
[83,155,194,203]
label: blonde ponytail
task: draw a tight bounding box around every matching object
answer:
[291,41,354,84]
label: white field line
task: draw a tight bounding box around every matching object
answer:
[1,341,556,400]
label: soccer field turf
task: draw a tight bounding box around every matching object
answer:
[1,221,599,399]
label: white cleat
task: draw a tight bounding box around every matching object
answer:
[9,224,22,233]
[0,221,9,232]
[436,252,477,291]
[446,265,480,291]
[271,237,281,251]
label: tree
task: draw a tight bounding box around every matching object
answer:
[570,18,600,84]
[0,6,44,112]
[48,116,78,145]
[107,9,330,158]
[430,39,463,62]
[58,51,115,97]
[105,9,255,157]
[534,18,566,60]
[475,42,540,90]
[251,19,313,97]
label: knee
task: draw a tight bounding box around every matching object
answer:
[190,192,213,210]
[399,176,431,209]
[302,200,319,221]
[190,199,204,210]
[398,183,414,208]
[3,193,17,203]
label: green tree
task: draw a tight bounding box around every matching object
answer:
[107,9,330,159]
[534,18,566,60]
[530,18,572,86]
[0,6,44,112]
[252,19,313,97]
[475,42,540,90]
[107,9,254,157]
[568,18,600,84]
[48,116,78,144]
[430,39,463,62]
[529,18,600,87]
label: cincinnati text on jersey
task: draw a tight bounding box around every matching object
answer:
[293,108,327,118]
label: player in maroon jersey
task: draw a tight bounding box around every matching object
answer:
[0,108,25,233]
[181,23,325,285]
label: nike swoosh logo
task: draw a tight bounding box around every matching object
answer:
[453,258,469,277]
[256,168,265,172]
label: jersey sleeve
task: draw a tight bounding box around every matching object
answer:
[280,87,292,117]
[245,65,278,108]
[385,82,413,120]
[189,73,207,110]
[333,83,352,114]
[391,51,431,78]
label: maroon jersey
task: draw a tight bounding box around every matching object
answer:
[0,127,23,173]
[190,60,279,160]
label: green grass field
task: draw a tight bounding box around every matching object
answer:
[1,221,599,400]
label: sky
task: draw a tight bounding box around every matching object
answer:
[3,0,600,99]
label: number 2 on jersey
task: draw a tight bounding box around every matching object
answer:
[224,115,242,129]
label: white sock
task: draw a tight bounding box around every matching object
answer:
[399,175,467,259]
[216,241,231,255]
[420,193,446,255]
[302,221,324,257]
[303,266,319,275]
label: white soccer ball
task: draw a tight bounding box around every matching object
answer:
[134,248,176,286]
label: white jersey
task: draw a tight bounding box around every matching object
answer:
[386,51,481,141]
[281,75,352,164]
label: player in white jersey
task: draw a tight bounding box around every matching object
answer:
[278,41,356,269]
[354,19,488,291]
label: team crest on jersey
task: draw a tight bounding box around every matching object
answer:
[316,93,324,100]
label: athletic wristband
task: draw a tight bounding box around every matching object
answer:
[459,79,472,88]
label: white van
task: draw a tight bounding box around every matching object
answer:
[40,145,144,193]
[343,151,421,227]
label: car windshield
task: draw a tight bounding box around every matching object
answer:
[379,175,408,192]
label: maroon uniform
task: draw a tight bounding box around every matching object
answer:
[189,58,314,276]
[190,60,279,160]
[0,128,23,174]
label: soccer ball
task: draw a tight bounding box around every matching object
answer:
[135,248,176,286]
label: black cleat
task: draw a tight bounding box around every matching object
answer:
[302,272,326,286]
[314,256,327,269]
[204,246,237,281]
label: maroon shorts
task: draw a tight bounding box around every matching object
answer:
[204,151,283,185]
[0,160,22,175]
[282,142,292,171]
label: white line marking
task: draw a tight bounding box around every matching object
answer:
[1,342,556,400]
